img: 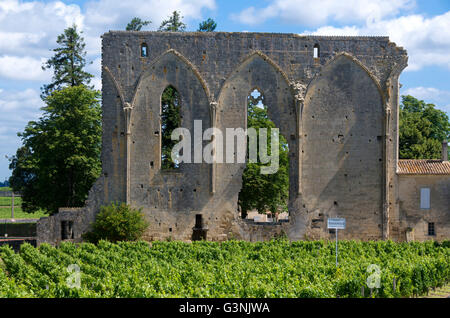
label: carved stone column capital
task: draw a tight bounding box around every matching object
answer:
[290,81,307,104]
[210,100,218,126]
[123,102,133,135]
[210,100,218,110]
[123,102,133,112]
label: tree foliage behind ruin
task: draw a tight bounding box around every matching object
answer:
[399,95,449,159]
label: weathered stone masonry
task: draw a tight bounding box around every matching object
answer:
[36,32,449,244]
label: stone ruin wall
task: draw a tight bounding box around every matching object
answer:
[37,32,410,245]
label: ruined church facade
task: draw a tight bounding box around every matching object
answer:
[37,32,450,244]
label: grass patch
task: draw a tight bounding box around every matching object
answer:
[0,197,22,206]
[0,207,47,219]
[0,187,11,192]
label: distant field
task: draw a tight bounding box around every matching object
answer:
[0,196,22,206]
[0,207,46,219]
[0,187,11,192]
[0,196,47,219]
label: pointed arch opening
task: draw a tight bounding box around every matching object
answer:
[313,44,320,59]
[161,85,181,169]
[238,88,290,222]
[302,53,384,238]
[141,43,148,57]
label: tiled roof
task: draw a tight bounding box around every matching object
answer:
[397,160,450,175]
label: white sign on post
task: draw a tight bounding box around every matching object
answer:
[327,218,346,229]
[327,218,346,267]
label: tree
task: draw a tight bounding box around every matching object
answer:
[126,17,151,31]
[161,86,181,169]
[198,18,217,32]
[0,180,9,187]
[8,146,34,195]
[158,11,186,31]
[10,26,101,215]
[238,92,289,218]
[399,95,450,159]
[41,24,93,98]
[9,86,102,214]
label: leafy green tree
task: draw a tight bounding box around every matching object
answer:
[9,86,102,214]
[399,95,450,159]
[126,17,151,31]
[158,11,186,31]
[41,24,93,98]
[198,18,217,32]
[10,26,100,215]
[161,86,181,169]
[83,202,149,243]
[8,146,34,196]
[238,91,289,218]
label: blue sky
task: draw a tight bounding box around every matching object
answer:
[0,0,449,181]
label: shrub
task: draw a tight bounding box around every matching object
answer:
[83,202,149,243]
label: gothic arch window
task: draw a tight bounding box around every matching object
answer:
[161,85,181,169]
[313,44,320,59]
[238,88,289,221]
[141,43,148,57]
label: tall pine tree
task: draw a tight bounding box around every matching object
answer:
[41,24,93,98]
[126,17,151,31]
[158,11,186,31]
[198,18,217,32]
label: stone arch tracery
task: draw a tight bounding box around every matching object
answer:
[129,49,212,206]
[302,53,385,238]
[216,51,299,215]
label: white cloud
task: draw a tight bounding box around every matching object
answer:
[86,57,102,90]
[0,0,85,84]
[403,87,450,101]
[0,88,43,116]
[303,26,360,36]
[0,0,218,83]
[0,0,84,58]
[231,0,415,26]
[91,77,102,91]
[402,86,450,115]
[0,56,51,81]
[302,11,450,71]
[84,0,217,33]
[0,88,44,179]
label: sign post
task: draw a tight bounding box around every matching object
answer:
[335,228,338,266]
[11,191,14,219]
[327,218,346,267]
